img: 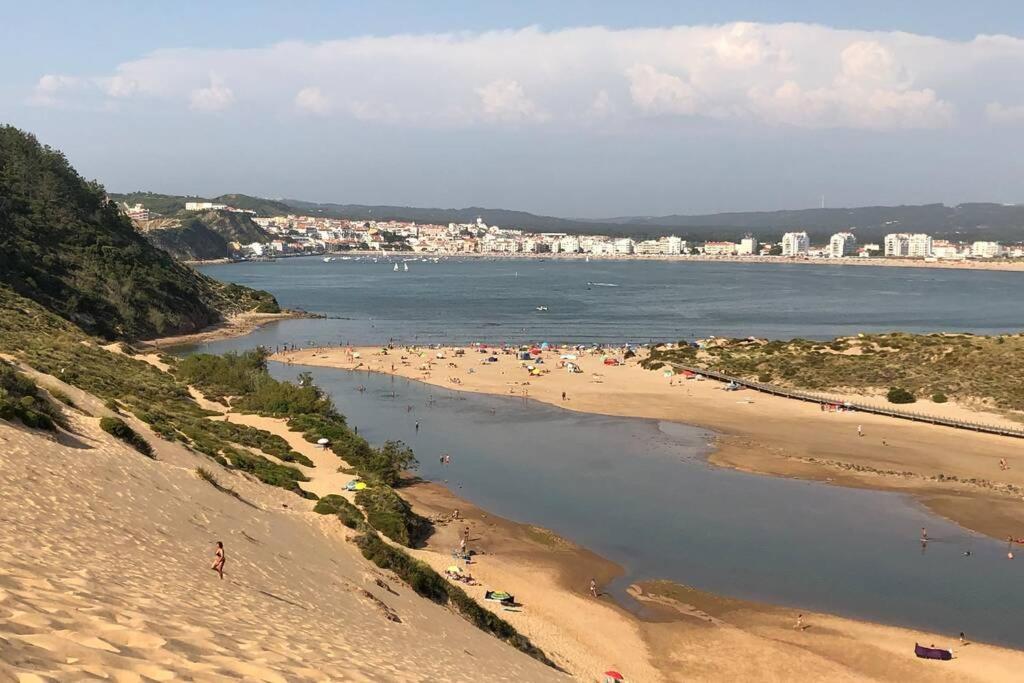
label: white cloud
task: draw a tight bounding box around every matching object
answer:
[476,79,546,122]
[29,23,1024,130]
[986,101,1024,124]
[295,86,330,114]
[626,64,700,115]
[189,75,234,112]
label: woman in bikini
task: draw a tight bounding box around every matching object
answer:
[211,541,225,580]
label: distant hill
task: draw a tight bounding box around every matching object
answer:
[110,191,292,217]
[113,191,1024,243]
[139,218,230,261]
[138,211,271,261]
[0,127,279,340]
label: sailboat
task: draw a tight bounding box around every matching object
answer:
[403,262,409,272]
[393,262,399,272]
[585,254,590,262]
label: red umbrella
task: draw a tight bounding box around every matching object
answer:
[604,672,624,682]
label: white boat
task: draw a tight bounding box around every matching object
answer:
[403,262,409,272]
[536,306,548,311]
[323,257,333,263]
[585,255,590,262]
[393,263,399,272]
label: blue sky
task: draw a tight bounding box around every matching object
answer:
[4,1,1024,216]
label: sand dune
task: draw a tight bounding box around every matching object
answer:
[0,388,563,681]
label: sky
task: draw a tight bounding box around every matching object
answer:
[3,1,1024,218]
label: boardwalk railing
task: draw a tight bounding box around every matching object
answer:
[665,363,1024,439]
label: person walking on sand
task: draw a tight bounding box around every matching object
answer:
[211,541,225,580]
[1000,458,1008,471]
[857,425,863,437]
[794,614,803,630]
[590,578,598,598]
[561,391,566,401]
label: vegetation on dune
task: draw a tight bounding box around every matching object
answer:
[0,126,278,340]
[0,361,63,431]
[354,531,557,669]
[0,287,309,495]
[355,486,431,547]
[313,494,365,529]
[645,332,1024,412]
[99,416,154,457]
[176,350,430,541]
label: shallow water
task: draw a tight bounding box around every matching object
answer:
[257,361,1024,648]
[198,256,1024,345]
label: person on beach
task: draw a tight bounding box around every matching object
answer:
[211,541,225,580]
[1000,458,1008,470]
[561,391,566,401]
[590,578,598,598]
[920,527,928,542]
[794,614,803,630]
[857,425,863,437]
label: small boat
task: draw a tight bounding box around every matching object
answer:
[393,263,399,272]
[323,257,333,263]
[536,306,548,311]
[403,262,409,272]
[914,643,952,660]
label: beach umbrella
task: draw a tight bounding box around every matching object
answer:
[604,672,624,682]
[317,438,330,445]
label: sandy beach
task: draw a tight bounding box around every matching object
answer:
[6,349,1024,681]
[275,345,1024,543]
[145,310,308,349]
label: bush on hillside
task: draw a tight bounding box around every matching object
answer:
[0,362,61,431]
[313,494,365,528]
[354,532,555,668]
[886,387,916,404]
[99,416,154,457]
[931,392,948,403]
[355,486,431,547]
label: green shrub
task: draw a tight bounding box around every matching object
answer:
[50,389,75,407]
[0,362,60,431]
[886,387,916,404]
[356,486,431,547]
[931,392,948,403]
[313,494,365,528]
[354,532,555,668]
[99,416,154,457]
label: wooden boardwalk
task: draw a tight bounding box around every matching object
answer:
[666,363,1024,439]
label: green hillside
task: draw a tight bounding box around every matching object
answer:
[0,126,278,340]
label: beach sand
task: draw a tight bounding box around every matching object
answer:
[144,310,307,349]
[7,350,1024,681]
[277,345,1024,543]
[0,369,562,681]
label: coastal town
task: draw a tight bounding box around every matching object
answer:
[121,200,1024,263]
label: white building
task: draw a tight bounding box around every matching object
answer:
[185,201,228,211]
[612,238,634,255]
[884,233,910,257]
[665,236,685,255]
[703,241,737,256]
[781,231,810,256]
[121,202,150,221]
[559,235,581,253]
[972,241,1004,258]
[907,233,933,258]
[828,232,857,258]
[634,240,664,255]
[737,236,759,256]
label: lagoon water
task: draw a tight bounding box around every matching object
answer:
[198,256,1024,346]
[189,257,1024,647]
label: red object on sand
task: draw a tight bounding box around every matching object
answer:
[604,672,624,681]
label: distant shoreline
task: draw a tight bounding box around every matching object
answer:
[202,251,1024,273]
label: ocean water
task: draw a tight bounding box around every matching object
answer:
[197,256,1024,347]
